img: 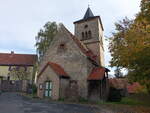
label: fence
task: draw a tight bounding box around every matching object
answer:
[0,80,28,92]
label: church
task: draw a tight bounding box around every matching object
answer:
[36,7,110,101]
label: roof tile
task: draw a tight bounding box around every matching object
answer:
[38,62,69,78]
[0,53,37,66]
[88,67,105,80]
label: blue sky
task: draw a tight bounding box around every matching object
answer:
[0,0,141,74]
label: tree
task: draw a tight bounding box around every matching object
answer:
[35,22,60,59]
[9,66,31,80]
[109,0,150,93]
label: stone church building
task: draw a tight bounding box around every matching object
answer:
[37,7,110,101]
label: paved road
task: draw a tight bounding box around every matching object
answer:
[0,92,99,113]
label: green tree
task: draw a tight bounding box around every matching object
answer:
[35,22,59,59]
[109,0,150,93]
[9,66,31,80]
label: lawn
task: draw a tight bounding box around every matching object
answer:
[108,93,150,106]
[97,93,150,113]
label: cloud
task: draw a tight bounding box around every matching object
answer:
[0,0,141,71]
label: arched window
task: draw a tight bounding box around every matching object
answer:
[82,32,84,40]
[84,25,88,28]
[85,31,88,39]
[88,30,92,39]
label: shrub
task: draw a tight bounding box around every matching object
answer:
[108,87,122,102]
[32,84,37,94]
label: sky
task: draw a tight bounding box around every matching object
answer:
[0,0,141,74]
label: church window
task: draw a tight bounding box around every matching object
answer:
[57,43,67,53]
[88,30,92,39]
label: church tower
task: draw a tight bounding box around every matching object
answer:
[74,7,105,66]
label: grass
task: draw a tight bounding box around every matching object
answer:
[96,94,150,113]
[97,93,150,107]
[20,92,38,99]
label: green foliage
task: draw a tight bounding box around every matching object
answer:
[32,84,37,94]
[58,98,65,102]
[78,97,88,103]
[114,93,150,106]
[109,0,150,93]
[108,87,122,102]
[35,22,60,59]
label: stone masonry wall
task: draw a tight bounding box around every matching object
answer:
[74,18,105,66]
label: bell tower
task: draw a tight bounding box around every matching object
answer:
[74,7,105,66]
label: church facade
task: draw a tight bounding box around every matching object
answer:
[36,8,110,101]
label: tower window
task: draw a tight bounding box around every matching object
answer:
[85,31,88,39]
[88,30,92,39]
[84,25,88,28]
[82,32,85,40]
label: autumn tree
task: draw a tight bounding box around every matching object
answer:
[35,22,60,59]
[109,0,150,93]
[9,66,31,80]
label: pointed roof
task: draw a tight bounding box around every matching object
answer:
[61,25,98,63]
[83,7,94,20]
[87,67,105,80]
[73,8,104,31]
[38,62,69,79]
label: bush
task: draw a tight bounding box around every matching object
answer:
[79,97,88,103]
[108,87,122,102]
[32,84,37,94]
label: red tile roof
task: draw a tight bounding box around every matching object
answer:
[63,26,98,63]
[0,52,37,66]
[87,67,105,80]
[109,78,128,89]
[38,62,69,78]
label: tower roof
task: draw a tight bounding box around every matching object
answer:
[83,7,94,20]
[73,7,104,31]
